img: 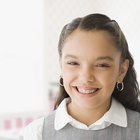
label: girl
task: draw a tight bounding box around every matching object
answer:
[22,13,140,140]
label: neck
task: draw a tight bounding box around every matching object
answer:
[67,100,111,126]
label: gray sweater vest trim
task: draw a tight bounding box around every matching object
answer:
[42,109,140,140]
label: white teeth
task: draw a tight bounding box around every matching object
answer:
[77,88,97,94]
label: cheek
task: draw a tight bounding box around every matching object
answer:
[101,71,118,92]
[61,64,77,78]
[106,80,116,89]
[62,69,76,96]
[62,67,76,84]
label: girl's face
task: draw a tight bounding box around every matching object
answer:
[60,29,128,110]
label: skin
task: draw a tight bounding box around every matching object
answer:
[60,29,129,126]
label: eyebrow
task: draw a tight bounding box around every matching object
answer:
[64,55,114,61]
[96,56,114,61]
[64,55,78,59]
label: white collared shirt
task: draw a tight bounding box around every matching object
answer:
[21,98,127,140]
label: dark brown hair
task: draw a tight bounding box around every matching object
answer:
[55,13,140,112]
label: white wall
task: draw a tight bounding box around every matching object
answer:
[0,0,46,113]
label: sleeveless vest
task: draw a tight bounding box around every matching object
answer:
[42,109,140,140]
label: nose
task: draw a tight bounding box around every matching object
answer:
[78,66,95,83]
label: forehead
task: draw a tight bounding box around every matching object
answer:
[62,29,121,60]
[64,29,116,48]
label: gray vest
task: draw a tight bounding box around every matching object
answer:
[42,109,140,140]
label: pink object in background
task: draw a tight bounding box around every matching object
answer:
[25,117,33,126]
[4,120,12,130]
[50,101,55,111]
[16,118,23,128]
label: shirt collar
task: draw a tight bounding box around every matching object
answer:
[54,98,127,130]
[54,98,71,130]
[103,98,127,127]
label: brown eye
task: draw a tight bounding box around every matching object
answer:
[67,61,79,65]
[96,63,111,68]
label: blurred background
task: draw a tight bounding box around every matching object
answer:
[0,0,140,139]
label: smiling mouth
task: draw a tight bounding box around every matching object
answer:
[75,87,100,94]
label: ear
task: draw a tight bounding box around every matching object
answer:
[118,59,129,82]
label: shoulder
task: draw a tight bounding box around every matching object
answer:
[126,108,140,117]
[21,111,56,140]
[21,117,44,140]
[44,111,55,121]
[126,108,140,126]
[125,109,140,137]
[43,111,56,129]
